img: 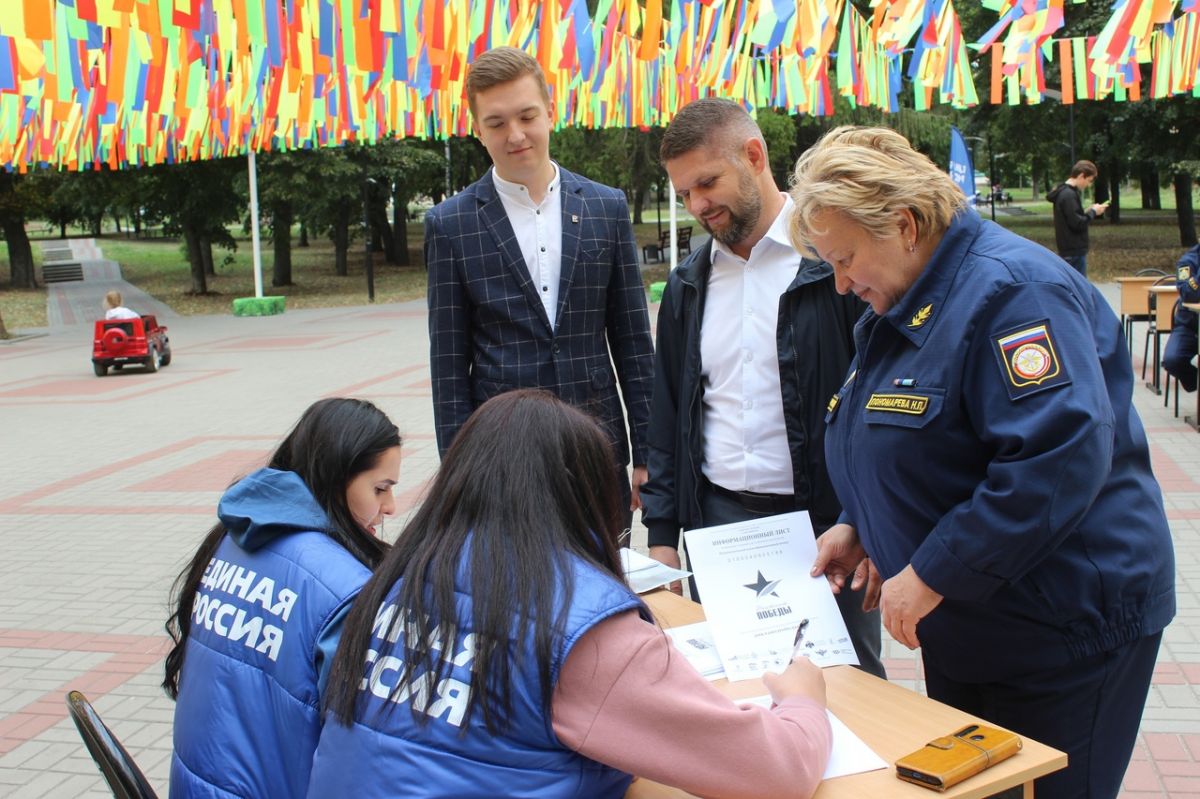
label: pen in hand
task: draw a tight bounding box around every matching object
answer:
[791,618,810,661]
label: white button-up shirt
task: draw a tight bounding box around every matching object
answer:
[700,195,799,495]
[494,166,564,329]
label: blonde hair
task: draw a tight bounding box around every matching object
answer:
[465,47,551,117]
[104,290,123,309]
[787,126,966,253]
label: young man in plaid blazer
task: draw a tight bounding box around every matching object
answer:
[425,47,655,520]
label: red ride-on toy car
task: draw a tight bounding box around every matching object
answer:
[92,316,172,376]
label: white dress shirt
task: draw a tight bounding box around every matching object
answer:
[699,195,799,495]
[493,165,564,329]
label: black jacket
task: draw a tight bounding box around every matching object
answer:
[1046,182,1096,257]
[640,240,865,548]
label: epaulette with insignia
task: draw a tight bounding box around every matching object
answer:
[908,303,933,329]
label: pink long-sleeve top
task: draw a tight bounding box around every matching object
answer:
[552,609,833,799]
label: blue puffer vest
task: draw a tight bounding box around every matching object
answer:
[170,468,371,798]
[307,552,645,798]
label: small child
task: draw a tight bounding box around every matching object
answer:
[103,290,139,320]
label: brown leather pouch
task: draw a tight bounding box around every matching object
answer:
[895,724,1023,792]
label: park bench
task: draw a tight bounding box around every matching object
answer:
[642,225,693,264]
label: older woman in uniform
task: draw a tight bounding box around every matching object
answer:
[795,127,1174,799]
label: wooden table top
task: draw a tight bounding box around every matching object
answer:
[627,590,1066,799]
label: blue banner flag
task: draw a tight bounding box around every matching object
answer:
[949,127,977,207]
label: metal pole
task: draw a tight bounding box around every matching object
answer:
[990,147,997,222]
[247,151,264,298]
[655,181,662,239]
[668,182,678,270]
[363,178,376,303]
[1068,105,1076,165]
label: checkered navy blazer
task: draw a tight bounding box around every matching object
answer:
[425,166,654,466]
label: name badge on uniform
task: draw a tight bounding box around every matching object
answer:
[992,320,1071,400]
[865,393,930,415]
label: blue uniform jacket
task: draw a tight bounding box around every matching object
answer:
[824,211,1175,682]
[170,469,371,798]
[1172,244,1200,327]
[308,550,646,798]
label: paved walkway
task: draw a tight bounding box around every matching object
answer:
[39,239,176,331]
[0,271,1197,797]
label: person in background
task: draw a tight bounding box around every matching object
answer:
[1163,243,1200,393]
[1046,160,1108,277]
[793,126,1174,799]
[424,46,654,529]
[103,290,139,320]
[311,390,832,799]
[164,398,399,798]
[639,98,883,678]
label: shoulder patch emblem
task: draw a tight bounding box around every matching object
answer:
[908,303,933,328]
[1181,266,1192,281]
[992,320,1071,399]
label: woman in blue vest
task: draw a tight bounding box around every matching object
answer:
[791,127,1175,799]
[164,398,401,797]
[311,389,833,799]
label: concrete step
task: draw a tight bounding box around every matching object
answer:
[42,262,84,283]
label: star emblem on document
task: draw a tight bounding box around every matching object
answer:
[744,570,782,599]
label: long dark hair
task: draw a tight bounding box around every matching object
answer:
[324,390,627,734]
[163,398,400,698]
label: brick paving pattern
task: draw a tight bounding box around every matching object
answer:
[0,238,1196,796]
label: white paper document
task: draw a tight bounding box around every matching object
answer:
[620,548,691,594]
[664,622,725,680]
[683,511,858,681]
[737,697,888,780]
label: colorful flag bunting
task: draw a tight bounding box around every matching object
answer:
[0,0,1195,171]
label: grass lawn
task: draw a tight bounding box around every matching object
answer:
[0,248,45,332]
[99,227,431,317]
[995,206,1187,282]
[1,201,1194,335]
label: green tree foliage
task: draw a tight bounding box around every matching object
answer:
[138,159,243,294]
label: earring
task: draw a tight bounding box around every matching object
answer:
[907,241,916,253]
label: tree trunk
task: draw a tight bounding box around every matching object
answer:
[113,214,122,235]
[1175,173,1198,247]
[393,187,411,266]
[632,185,646,225]
[333,209,350,276]
[1106,162,1122,225]
[1139,165,1161,210]
[183,225,208,294]
[1094,164,1110,206]
[91,213,102,237]
[132,212,141,238]
[2,216,36,289]
[369,199,396,264]
[59,222,67,238]
[0,308,8,339]
[200,234,215,276]
[271,202,293,286]
[298,220,309,247]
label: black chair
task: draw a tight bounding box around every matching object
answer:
[65,690,159,799]
[642,226,695,263]
[676,225,693,256]
[642,229,671,263]
[1143,275,1177,393]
